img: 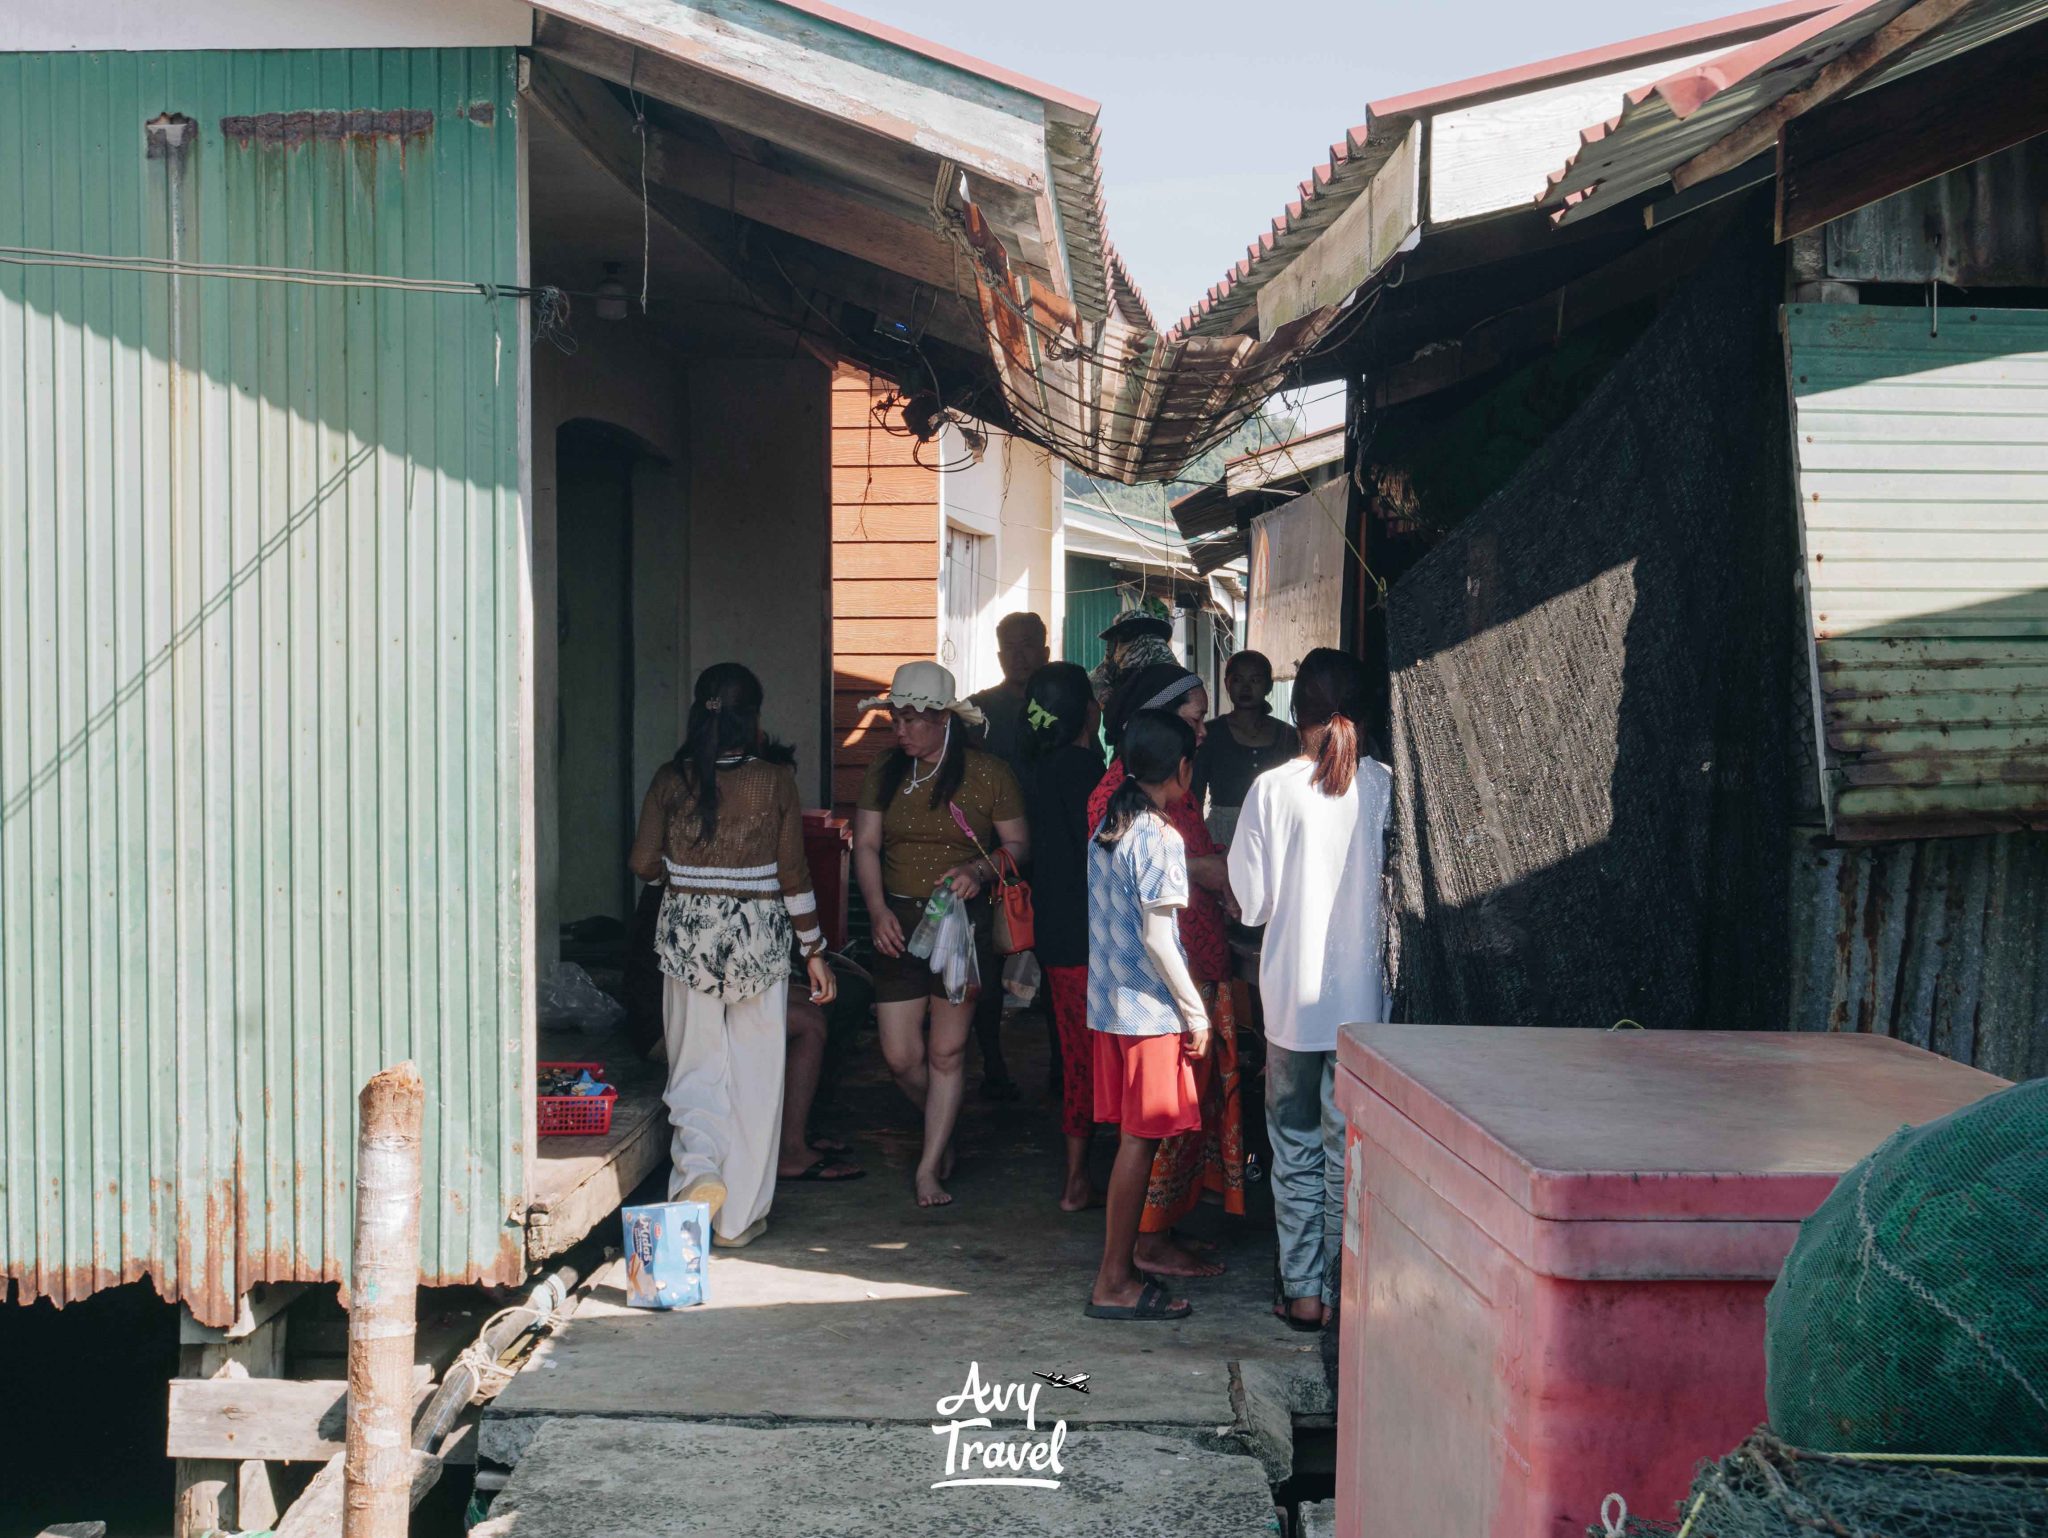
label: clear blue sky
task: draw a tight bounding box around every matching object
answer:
[862,0,1743,328]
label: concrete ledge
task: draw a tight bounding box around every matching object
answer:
[472,1416,1280,1538]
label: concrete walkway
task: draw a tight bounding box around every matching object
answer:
[477,1010,1331,1537]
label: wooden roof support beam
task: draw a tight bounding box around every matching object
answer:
[528,56,966,296]
[1671,0,1979,191]
[1776,19,2048,240]
[526,52,985,356]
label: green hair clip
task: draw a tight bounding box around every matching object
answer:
[1026,699,1059,732]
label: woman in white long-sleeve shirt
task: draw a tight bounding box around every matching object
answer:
[1227,648,1390,1331]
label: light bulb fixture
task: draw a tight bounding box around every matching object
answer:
[594,262,629,322]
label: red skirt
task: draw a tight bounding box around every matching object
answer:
[1091,1030,1201,1140]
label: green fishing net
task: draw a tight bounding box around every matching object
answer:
[1764,1077,2048,1457]
[1596,1431,2048,1537]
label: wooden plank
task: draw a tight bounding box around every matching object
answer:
[831,464,940,506]
[832,654,929,690]
[1674,0,1979,191]
[527,57,965,296]
[525,1027,668,1265]
[1257,123,1421,338]
[1777,24,2048,241]
[527,0,1048,195]
[833,506,938,541]
[833,542,940,580]
[167,1374,434,1463]
[832,428,931,468]
[833,580,939,619]
[834,618,938,654]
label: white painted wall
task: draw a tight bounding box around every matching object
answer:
[936,423,1062,693]
[0,0,532,50]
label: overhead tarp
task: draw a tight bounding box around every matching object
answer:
[1247,481,1347,679]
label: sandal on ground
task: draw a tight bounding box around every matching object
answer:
[713,1217,768,1249]
[1273,1298,1324,1333]
[784,1157,866,1182]
[1085,1279,1192,1322]
[674,1174,728,1222]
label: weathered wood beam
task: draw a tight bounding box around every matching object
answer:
[1643,151,1774,228]
[528,57,966,297]
[168,1374,440,1464]
[178,1284,307,1346]
[525,49,986,357]
[1776,21,2048,241]
[1674,0,1979,191]
[531,19,1054,285]
[1369,199,1739,408]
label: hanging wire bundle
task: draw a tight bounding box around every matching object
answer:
[1594,1431,2048,1538]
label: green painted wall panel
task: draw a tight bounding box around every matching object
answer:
[1788,303,2048,839]
[0,48,529,1324]
[1061,555,1121,674]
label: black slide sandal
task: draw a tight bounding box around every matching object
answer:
[1085,1279,1192,1321]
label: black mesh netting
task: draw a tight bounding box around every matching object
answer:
[1766,1077,2048,1457]
[1595,1431,2048,1537]
[1385,231,1795,1030]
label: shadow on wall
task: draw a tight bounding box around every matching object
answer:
[1384,228,1798,1034]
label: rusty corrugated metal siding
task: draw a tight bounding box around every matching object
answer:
[1787,302,2048,840]
[0,48,530,1325]
[1789,829,2048,1081]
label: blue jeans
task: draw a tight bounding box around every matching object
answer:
[1266,1043,1342,1308]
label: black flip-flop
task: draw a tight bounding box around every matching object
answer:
[1085,1279,1192,1322]
[1273,1301,1324,1333]
[785,1158,866,1183]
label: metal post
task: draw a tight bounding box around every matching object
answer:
[343,1062,424,1538]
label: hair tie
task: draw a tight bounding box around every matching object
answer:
[705,698,722,713]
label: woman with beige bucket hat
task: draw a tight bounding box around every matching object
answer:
[852,662,1029,1208]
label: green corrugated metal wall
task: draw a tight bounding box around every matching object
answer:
[1787,303,2048,839]
[1062,555,1122,673]
[0,49,529,1324]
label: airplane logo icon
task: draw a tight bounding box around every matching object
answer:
[1034,1369,1090,1394]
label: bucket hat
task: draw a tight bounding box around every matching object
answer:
[857,660,987,729]
[1098,606,1173,644]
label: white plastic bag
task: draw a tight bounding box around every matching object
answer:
[928,899,980,1006]
[538,961,628,1033]
[1002,950,1041,1010]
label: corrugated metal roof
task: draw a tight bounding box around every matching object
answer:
[1788,302,2048,840]
[1540,0,2048,226]
[1174,0,1833,341]
[0,48,530,1325]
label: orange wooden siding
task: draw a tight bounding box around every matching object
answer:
[831,365,939,813]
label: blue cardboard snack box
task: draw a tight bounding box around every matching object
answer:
[621,1201,710,1309]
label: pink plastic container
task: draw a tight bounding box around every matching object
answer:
[1334,1025,2006,1538]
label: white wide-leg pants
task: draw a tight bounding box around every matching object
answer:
[662,974,788,1242]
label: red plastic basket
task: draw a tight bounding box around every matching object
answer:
[537,1060,618,1137]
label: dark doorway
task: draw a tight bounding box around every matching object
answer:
[556,422,640,934]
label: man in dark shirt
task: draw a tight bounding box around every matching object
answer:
[968,612,1050,777]
[965,611,1049,1100]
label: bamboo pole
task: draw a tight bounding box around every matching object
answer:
[343,1062,424,1538]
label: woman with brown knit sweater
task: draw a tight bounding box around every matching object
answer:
[628,664,837,1249]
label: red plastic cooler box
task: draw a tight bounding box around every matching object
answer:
[1333,1025,2005,1538]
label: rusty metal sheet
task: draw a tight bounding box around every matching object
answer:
[0,47,531,1326]
[1825,136,2048,286]
[1787,302,2048,840]
[1789,827,2048,1080]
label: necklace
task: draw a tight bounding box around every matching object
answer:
[902,720,950,796]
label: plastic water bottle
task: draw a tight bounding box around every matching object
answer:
[906,884,954,959]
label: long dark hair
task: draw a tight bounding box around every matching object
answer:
[1023,662,1095,762]
[872,711,969,809]
[1095,710,1196,847]
[1291,647,1369,798]
[672,662,793,840]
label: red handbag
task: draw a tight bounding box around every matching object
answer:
[949,803,1035,955]
[986,847,1036,956]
